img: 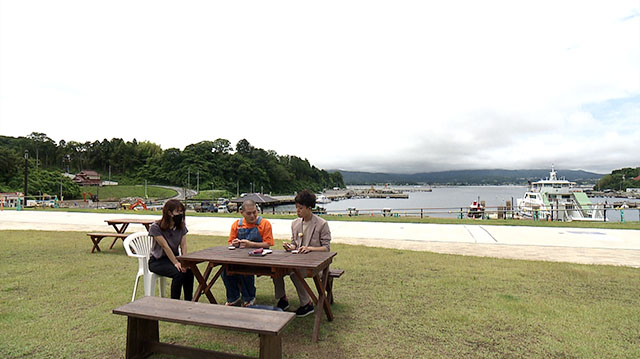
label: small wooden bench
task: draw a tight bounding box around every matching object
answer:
[327,269,345,305]
[87,232,130,253]
[113,296,295,359]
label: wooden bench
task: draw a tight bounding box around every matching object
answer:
[87,232,130,253]
[327,269,345,305]
[113,296,295,359]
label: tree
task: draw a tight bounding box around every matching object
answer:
[0,134,344,196]
[0,147,20,184]
[212,138,232,154]
[235,139,253,157]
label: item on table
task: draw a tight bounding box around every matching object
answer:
[249,248,265,256]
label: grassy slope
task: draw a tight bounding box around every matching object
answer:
[191,190,233,201]
[1,231,638,358]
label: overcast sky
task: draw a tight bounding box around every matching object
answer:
[1,1,638,174]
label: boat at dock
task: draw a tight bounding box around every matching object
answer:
[316,195,331,204]
[467,200,485,219]
[516,167,605,221]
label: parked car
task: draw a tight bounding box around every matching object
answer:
[195,201,217,213]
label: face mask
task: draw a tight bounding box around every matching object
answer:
[173,214,184,227]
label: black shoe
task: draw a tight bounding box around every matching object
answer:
[295,303,314,317]
[277,297,290,311]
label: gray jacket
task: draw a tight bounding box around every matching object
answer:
[291,214,331,250]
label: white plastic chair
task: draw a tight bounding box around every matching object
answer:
[123,232,167,301]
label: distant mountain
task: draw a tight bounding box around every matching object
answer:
[336,169,603,185]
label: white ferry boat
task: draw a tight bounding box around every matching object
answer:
[516,167,605,221]
[316,195,331,204]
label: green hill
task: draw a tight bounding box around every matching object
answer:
[338,169,603,185]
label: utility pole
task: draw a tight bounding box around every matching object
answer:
[197,171,200,193]
[23,150,29,206]
[187,168,191,191]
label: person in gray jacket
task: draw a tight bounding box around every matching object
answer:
[274,189,331,317]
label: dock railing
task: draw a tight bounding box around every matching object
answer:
[271,204,639,223]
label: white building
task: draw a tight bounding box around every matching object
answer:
[1,192,23,208]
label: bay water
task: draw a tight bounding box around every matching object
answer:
[275,185,639,222]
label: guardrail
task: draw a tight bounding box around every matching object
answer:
[269,205,640,223]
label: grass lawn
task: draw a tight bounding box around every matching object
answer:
[88,185,177,201]
[191,190,233,201]
[1,231,639,358]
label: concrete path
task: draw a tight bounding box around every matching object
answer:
[1,211,639,267]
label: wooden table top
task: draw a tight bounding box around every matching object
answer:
[105,218,157,225]
[178,247,336,271]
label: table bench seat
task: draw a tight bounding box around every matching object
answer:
[327,269,345,305]
[113,296,295,359]
[87,232,130,253]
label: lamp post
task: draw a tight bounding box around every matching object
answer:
[23,150,29,206]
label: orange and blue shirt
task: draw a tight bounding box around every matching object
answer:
[228,216,274,246]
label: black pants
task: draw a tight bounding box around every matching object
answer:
[148,256,194,300]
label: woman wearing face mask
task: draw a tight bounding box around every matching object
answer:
[148,199,193,300]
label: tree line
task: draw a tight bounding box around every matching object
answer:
[595,167,640,191]
[0,133,344,199]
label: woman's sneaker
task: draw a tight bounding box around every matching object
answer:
[276,297,290,311]
[295,303,314,317]
[225,297,241,306]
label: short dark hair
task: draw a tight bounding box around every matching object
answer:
[295,189,316,208]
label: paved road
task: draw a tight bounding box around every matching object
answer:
[156,185,198,200]
[1,211,639,267]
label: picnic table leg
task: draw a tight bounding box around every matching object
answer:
[110,223,129,249]
[202,265,224,303]
[90,236,103,253]
[126,316,158,359]
[259,333,282,359]
[111,223,129,234]
[109,236,124,250]
[311,269,332,343]
[326,275,334,305]
[189,262,217,304]
[191,262,214,302]
[313,269,334,321]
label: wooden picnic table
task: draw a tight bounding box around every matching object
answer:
[178,247,337,343]
[105,218,157,234]
[102,218,157,249]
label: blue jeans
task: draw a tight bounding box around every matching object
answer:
[221,268,255,303]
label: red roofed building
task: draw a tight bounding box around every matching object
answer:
[634,175,640,181]
[73,170,101,186]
